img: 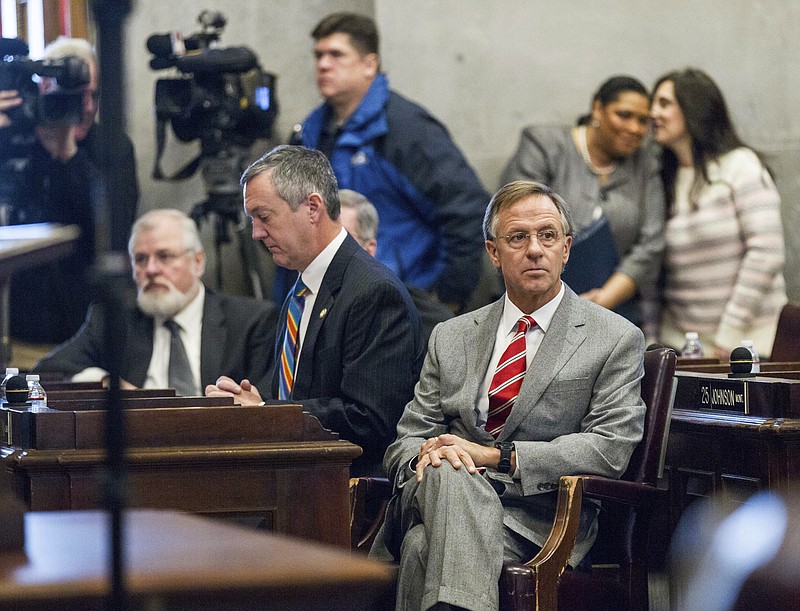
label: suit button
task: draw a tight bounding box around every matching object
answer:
[537,483,545,491]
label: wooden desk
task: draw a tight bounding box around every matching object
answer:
[0,509,396,610]
[1,403,361,548]
[665,364,800,528]
[0,224,81,369]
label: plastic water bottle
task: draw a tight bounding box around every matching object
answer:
[26,374,47,410]
[741,340,760,373]
[1,367,19,402]
[681,332,704,359]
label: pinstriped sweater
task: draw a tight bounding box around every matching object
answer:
[660,147,787,356]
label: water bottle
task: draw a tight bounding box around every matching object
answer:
[26,374,47,410]
[741,340,760,373]
[1,367,19,402]
[681,332,704,359]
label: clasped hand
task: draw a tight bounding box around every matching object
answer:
[415,434,494,482]
[205,376,263,405]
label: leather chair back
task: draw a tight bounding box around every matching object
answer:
[623,347,678,485]
[771,302,800,362]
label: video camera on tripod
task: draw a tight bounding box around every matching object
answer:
[147,10,279,297]
[148,10,277,177]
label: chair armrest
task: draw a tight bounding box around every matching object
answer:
[501,475,585,611]
[501,475,663,610]
[580,475,661,507]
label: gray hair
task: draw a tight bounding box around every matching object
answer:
[240,145,340,219]
[339,189,378,242]
[41,36,96,65]
[128,209,203,255]
[483,181,573,241]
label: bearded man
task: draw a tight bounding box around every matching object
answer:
[35,209,277,394]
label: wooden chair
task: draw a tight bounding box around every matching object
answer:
[349,348,677,609]
[350,476,392,552]
[500,347,677,611]
[771,302,800,362]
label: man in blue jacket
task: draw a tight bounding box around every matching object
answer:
[293,12,489,312]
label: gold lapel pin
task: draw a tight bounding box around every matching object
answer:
[319,308,328,318]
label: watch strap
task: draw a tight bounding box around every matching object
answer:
[495,441,514,474]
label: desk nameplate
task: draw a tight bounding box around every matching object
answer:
[674,371,800,418]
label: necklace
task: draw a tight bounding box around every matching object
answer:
[577,125,617,176]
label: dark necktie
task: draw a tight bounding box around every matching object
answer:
[486,315,537,438]
[165,319,197,396]
[278,277,308,400]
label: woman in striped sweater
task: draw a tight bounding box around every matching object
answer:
[650,68,787,359]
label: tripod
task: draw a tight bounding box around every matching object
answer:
[189,144,267,299]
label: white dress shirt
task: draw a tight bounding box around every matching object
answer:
[293,227,347,370]
[475,282,566,427]
[144,285,205,391]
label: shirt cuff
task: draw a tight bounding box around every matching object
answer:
[71,367,109,382]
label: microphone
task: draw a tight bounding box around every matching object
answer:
[174,47,258,74]
[4,375,29,405]
[146,32,202,58]
[729,346,756,378]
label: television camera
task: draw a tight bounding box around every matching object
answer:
[0,37,90,132]
[148,10,278,296]
[1,38,91,222]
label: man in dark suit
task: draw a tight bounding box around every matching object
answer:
[376,181,646,610]
[206,145,424,477]
[36,209,277,393]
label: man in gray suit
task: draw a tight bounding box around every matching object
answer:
[379,181,646,610]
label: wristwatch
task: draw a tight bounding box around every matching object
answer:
[495,441,514,474]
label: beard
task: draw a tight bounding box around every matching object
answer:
[137,281,194,319]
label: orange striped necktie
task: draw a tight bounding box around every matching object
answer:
[278,277,308,400]
[486,315,537,438]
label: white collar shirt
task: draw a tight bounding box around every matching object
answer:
[476,282,565,427]
[294,227,347,369]
[145,284,205,391]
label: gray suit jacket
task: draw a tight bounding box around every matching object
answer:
[383,286,646,562]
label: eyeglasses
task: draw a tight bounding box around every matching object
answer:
[132,249,191,268]
[493,229,561,250]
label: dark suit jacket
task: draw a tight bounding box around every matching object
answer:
[406,285,453,343]
[35,288,278,391]
[270,234,425,477]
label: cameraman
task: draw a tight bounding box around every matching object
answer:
[0,37,139,368]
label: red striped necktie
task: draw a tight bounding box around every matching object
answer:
[486,315,537,438]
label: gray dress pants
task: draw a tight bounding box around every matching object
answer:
[395,463,506,611]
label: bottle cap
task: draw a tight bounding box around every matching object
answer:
[741,339,755,348]
[26,374,39,382]
[685,332,699,340]
[5,368,19,375]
